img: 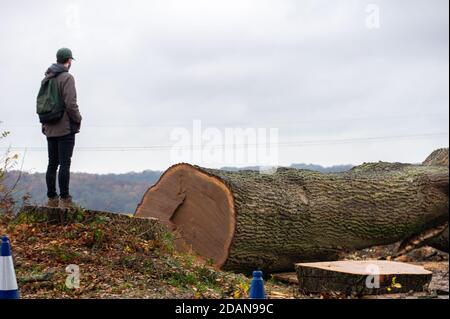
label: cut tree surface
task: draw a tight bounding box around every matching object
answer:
[135,149,448,273]
[295,260,432,295]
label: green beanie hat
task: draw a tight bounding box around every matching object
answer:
[56,48,75,63]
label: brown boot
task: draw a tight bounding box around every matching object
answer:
[46,196,60,208]
[59,195,74,209]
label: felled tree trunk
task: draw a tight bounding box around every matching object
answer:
[135,150,448,273]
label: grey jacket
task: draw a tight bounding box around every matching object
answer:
[41,65,82,138]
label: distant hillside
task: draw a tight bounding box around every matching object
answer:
[4,170,162,213]
[4,163,353,213]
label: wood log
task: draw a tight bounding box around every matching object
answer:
[421,148,449,253]
[423,148,449,167]
[135,150,448,273]
[295,260,432,295]
[425,226,448,252]
[19,205,161,237]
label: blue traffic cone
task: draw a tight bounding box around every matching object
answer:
[249,270,266,299]
[0,235,20,299]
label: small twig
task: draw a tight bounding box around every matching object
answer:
[9,148,27,195]
[136,227,156,238]
[18,271,55,284]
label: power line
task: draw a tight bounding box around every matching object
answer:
[1,112,448,128]
[1,132,447,152]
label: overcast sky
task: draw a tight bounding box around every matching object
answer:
[0,0,448,174]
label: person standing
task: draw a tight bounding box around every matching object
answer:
[41,48,82,208]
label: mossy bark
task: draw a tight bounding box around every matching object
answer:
[198,162,448,272]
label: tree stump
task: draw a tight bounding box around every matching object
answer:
[295,260,432,295]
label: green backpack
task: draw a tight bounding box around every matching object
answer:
[36,75,65,124]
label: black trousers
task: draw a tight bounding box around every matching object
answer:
[46,133,75,199]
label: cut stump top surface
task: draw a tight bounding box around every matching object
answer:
[295,260,432,275]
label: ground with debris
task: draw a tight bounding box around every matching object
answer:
[0,208,284,299]
[0,207,447,299]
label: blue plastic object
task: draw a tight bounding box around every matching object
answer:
[249,270,266,299]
